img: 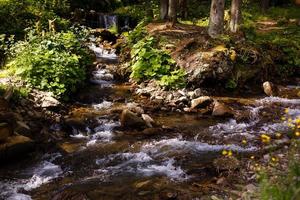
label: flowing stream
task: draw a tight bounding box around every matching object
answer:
[0,45,299,200]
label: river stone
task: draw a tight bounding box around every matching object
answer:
[0,134,34,161]
[120,109,146,129]
[126,103,144,114]
[263,81,277,96]
[41,95,60,108]
[190,96,213,109]
[212,101,234,117]
[0,123,13,142]
[142,114,155,128]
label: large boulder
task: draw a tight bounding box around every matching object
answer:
[0,134,34,161]
[212,101,234,117]
[120,109,146,129]
[190,96,213,110]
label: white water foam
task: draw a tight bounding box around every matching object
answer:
[142,138,257,154]
[256,97,300,105]
[95,152,186,180]
[88,44,118,59]
[94,137,257,181]
[0,154,62,200]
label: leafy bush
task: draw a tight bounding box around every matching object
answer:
[127,20,148,46]
[7,29,92,99]
[130,37,186,89]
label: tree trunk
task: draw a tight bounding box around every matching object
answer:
[208,0,225,38]
[229,0,241,33]
[160,0,169,20]
[168,0,178,24]
[179,0,188,19]
[261,0,270,12]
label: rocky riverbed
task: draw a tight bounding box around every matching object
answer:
[0,40,299,200]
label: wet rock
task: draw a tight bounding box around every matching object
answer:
[190,96,213,110]
[120,109,146,129]
[212,101,234,117]
[64,118,86,130]
[0,134,34,161]
[59,142,83,154]
[142,114,155,128]
[263,81,277,96]
[0,123,13,142]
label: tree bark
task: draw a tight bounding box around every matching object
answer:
[168,0,178,24]
[160,0,169,20]
[208,0,225,38]
[179,0,188,19]
[261,0,270,12]
[229,0,241,33]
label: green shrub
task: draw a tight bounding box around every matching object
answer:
[130,36,186,89]
[127,20,148,46]
[7,29,92,99]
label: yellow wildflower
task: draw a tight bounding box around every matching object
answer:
[242,139,247,144]
[228,150,233,156]
[229,50,236,61]
[296,118,300,124]
[284,108,289,113]
[271,157,278,162]
[288,118,292,122]
[261,134,271,144]
[295,132,300,137]
[222,150,228,155]
[281,117,286,121]
[250,156,255,159]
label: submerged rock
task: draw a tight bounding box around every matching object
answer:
[120,109,146,129]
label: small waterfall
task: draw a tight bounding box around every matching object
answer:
[100,15,118,29]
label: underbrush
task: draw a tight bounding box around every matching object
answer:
[6,28,92,100]
[258,114,300,200]
[259,140,300,200]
